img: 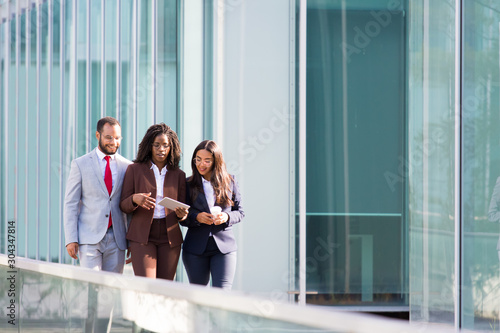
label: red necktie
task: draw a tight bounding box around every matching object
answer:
[104,156,112,228]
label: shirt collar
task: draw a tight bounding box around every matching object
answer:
[202,177,211,184]
[150,162,167,174]
[95,147,116,161]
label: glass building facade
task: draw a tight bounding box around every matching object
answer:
[1,0,500,330]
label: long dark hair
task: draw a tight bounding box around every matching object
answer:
[134,123,181,169]
[189,140,233,206]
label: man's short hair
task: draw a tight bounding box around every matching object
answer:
[96,117,121,133]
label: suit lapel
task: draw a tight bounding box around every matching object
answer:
[196,190,211,213]
[162,168,176,215]
[146,162,157,199]
[89,149,109,195]
[163,169,176,201]
[110,154,125,197]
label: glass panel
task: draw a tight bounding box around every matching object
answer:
[76,0,87,156]
[18,12,27,259]
[50,0,62,262]
[303,0,408,306]
[156,0,177,130]
[408,0,457,325]
[90,0,101,148]
[0,22,5,254]
[120,0,135,160]
[8,17,16,256]
[27,7,38,259]
[39,1,50,261]
[137,0,154,135]
[203,0,214,139]
[62,0,76,264]
[463,0,500,330]
[104,0,118,119]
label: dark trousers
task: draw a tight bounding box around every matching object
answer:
[182,236,237,290]
[129,218,181,280]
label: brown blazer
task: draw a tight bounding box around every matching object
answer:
[120,161,185,247]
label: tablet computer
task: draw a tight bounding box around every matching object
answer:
[158,197,190,210]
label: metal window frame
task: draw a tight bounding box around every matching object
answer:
[100,0,105,119]
[86,0,90,151]
[58,0,65,263]
[25,1,30,258]
[2,0,9,256]
[153,0,157,123]
[288,0,296,304]
[35,0,41,260]
[132,0,137,151]
[455,0,463,329]
[72,0,77,159]
[15,0,20,257]
[47,0,53,262]
[214,0,224,144]
[116,0,121,122]
[298,0,307,307]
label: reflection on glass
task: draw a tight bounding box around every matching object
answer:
[8,17,16,249]
[50,0,62,262]
[119,0,135,160]
[18,13,27,259]
[156,0,177,129]
[62,0,75,264]
[105,0,118,119]
[39,1,49,262]
[90,0,102,149]
[137,0,154,136]
[27,7,38,259]
[76,0,87,156]
[302,0,407,306]
[463,0,500,330]
[408,0,456,325]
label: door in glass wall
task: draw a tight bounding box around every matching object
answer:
[463,0,500,330]
[302,0,408,306]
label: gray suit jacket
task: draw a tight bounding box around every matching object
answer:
[64,148,132,251]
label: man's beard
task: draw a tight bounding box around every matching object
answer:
[99,138,118,155]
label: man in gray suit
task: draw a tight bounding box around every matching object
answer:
[64,116,132,273]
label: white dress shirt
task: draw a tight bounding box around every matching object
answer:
[151,163,167,219]
[202,177,216,208]
[95,147,117,188]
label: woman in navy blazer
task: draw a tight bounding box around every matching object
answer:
[180,140,244,290]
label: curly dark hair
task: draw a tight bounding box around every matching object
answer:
[134,123,181,169]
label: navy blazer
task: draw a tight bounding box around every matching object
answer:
[180,176,244,255]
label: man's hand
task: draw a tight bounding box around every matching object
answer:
[126,247,132,264]
[66,242,79,260]
[132,192,156,210]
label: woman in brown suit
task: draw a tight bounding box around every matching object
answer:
[120,123,188,279]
